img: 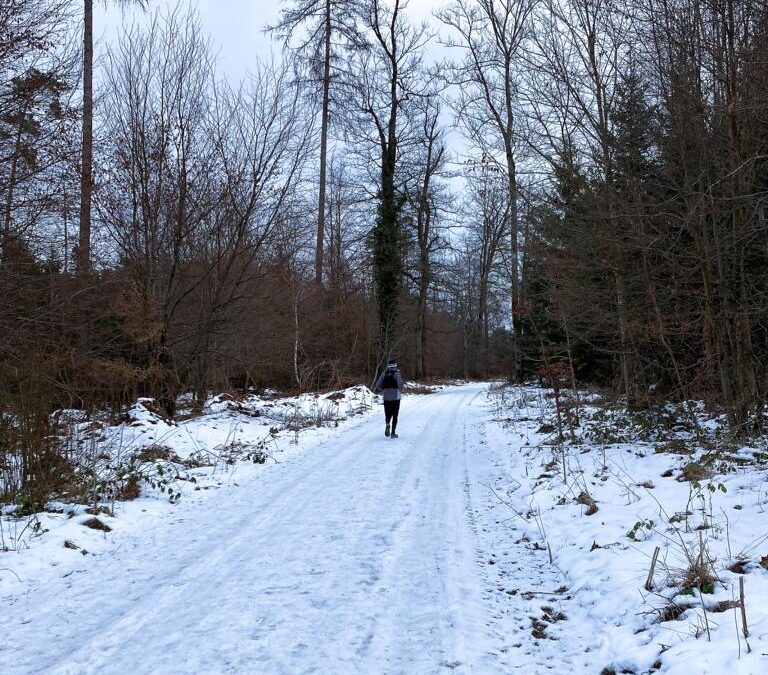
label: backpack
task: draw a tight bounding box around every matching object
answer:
[381,369,399,389]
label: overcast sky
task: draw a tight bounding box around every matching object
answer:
[96,0,448,83]
[94,1,473,178]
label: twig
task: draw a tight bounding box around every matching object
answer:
[699,588,711,641]
[721,507,732,561]
[733,587,741,659]
[739,577,750,644]
[0,567,21,582]
[485,482,530,522]
[645,546,660,591]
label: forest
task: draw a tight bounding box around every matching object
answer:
[3,0,768,499]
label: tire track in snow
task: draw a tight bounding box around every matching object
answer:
[44,411,420,674]
[358,385,496,674]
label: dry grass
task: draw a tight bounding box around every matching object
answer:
[118,476,141,500]
[575,490,599,515]
[82,517,111,532]
[136,445,181,463]
[678,462,711,482]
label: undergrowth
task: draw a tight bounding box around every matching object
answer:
[487,381,767,666]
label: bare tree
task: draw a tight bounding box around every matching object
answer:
[78,0,148,274]
[185,65,314,399]
[269,0,362,286]
[463,160,510,373]
[1,0,76,258]
[343,0,431,364]
[403,93,448,378]
[438,0,538,379]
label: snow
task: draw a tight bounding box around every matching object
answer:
[1,383,767,673]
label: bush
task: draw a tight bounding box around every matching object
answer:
[0,404,73,511]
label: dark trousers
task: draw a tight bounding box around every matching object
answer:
[384,399,400,432]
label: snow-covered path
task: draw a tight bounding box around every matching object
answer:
[3,384,584,674]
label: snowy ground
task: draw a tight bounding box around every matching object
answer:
[1,383,767,674]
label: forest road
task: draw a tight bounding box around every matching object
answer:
[3,383,543,674]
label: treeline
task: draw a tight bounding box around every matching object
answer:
[520,0,768,434]
[1,1,475,426]
[3,0,768,437]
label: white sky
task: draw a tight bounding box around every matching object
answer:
[96,0,449,83]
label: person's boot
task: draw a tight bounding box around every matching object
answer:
[385,422,390,437]
[391,429,398,438]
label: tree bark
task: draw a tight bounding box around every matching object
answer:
[79,0,93,274]
[504,85,520,381]
[373,5,403,363]
[315,0,332,286]
[415,200,431,379]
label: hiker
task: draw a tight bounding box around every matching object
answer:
[374,359,403,438]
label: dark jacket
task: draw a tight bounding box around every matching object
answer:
[375,368,403,401]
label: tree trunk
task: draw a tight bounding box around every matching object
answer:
[375,151,399,360]
[79,0,93,274]
[415,250,429,379]
[505,139,520,381]
[294,288,301,388]
[2,108,25,249]
[315,0,332,286]
[613,266,633,404]
[374,52,401,362]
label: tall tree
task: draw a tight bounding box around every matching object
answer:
[462,158,510,374]
[438,0,537,380]
[531,0,636,399]
[404,93,448,379]
[345,0,430,363]
[270,0,361,285]
[79,0,147,274]
[0,0,75,258]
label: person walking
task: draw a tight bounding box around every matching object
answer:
[374,359,403,438]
